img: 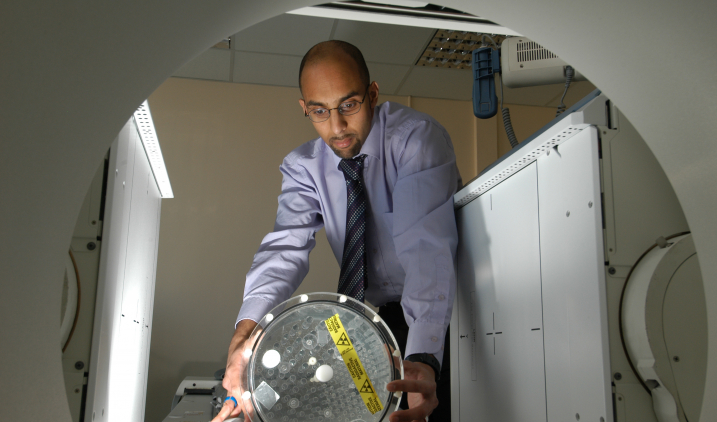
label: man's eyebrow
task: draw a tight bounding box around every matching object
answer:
[305,90,361,108]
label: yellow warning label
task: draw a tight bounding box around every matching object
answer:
[325,314,384,414]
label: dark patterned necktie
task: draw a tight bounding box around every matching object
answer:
[338,154,368,302]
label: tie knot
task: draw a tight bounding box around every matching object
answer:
[339,155,366,181]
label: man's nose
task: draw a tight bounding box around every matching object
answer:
[329,111,347,135]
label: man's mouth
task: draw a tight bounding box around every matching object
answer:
[332,136,353,149]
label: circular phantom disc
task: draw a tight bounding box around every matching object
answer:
[241,292,403,422]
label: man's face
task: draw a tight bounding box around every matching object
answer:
[299,57,379,159]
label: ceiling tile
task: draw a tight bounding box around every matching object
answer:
[173,49,231,81]
[397,66,473,101]
[332,20,435,65]
[232,14,335,56]
[367,62,411,95]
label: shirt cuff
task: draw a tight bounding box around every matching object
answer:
[235,297,277,328]
[405,321,447,368]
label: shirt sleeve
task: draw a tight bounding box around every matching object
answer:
[392,119,460,367]
[236,156,323,326]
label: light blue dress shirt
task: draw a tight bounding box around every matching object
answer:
[237,101,461,365]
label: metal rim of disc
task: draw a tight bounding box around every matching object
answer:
[240,292,403,422]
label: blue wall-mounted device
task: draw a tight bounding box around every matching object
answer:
[472,47,501,119]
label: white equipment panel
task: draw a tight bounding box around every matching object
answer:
[537,127,611,422]
[453,99,612,422]
[84,119,164,422]
[455,163,546,421]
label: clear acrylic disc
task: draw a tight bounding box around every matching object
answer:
[240,293,403,422]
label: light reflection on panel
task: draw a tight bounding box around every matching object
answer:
[86,119,162,422]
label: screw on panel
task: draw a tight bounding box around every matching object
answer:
[608,267,616,275]
[87,242,96,251]
[575,413,580,421]
[75,361,84,370]
[673,356,680,362]
[588,201,593,208]
[566,211,570,217]
[614,372,622,380]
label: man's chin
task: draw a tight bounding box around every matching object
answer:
[331,145,362,159]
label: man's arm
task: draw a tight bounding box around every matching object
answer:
[389,119,460,421]
[236,154,324,325]
[214,154,324,422]
[393,119,459,363]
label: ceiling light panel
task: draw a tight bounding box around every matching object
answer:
[417,30,509,70]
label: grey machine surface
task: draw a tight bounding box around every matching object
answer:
[451,92,705,422]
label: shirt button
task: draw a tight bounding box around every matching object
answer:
[431,336,438,342]
[438,295,445,301]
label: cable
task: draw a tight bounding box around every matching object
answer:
[498,70,519,148]
[555,65,575,117]
[480,34,498,49]
[502,108,519,149]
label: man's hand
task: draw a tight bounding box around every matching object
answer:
[386,359,439,422]
[211,319,258,422]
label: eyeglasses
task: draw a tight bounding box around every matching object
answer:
[304,86,370,123]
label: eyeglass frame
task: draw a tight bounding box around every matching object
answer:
[303,85,371,123]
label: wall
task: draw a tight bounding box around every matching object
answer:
[144,77,562,422]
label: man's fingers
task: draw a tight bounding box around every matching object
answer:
[388,401,432,422]
[388,379,435,395]
[210,399,235,422]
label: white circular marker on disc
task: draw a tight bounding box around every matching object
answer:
[241,391,251,400]
[262,349,281,368]
[314,365,334,382]
[308,357,317,365]
[373,315,381,323]
[265,313,274,322]
[339,295,347,303]
[300,294,308,302]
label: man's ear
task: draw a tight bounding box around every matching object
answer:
[298,98,306,114]
[369,81,380,108]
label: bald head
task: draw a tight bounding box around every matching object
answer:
[299,41,370,94]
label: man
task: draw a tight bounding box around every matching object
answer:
[213,40,460,422]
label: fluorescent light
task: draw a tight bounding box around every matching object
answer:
[288,5,521,36]
[133,101,174,198]
[365,0,429,7]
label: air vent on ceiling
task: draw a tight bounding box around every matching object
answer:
[516,41,558,63]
